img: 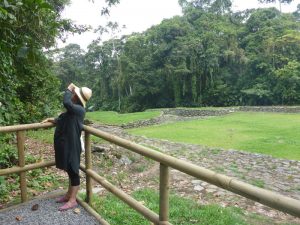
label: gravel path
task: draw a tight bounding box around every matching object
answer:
[0,197,100,225]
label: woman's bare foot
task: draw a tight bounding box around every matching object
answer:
[58,200,78,211]
[55,195,70,203]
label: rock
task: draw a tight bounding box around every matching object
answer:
[118,156,132,165]
[113,152,122,159]
[191,180,201,184]
[163,108,233,117]
[73,208,80,214]
[194,185,204,192]
[31,190,38,196]
[31,204,39,211]
[214,191,225,197]
[201,181,209,186]
[15,216,22,221]
[84,119,93,125]
[93,187,104,194]
[206,188,216,193]
[92,145,109,153]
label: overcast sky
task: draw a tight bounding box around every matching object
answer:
[57,0,300,50]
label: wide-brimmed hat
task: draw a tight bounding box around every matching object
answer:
[74,86,92,108]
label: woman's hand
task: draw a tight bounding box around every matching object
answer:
[67,83,77,93]
[41,118,56,124]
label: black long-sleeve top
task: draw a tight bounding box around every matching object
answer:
[54,90,85,173]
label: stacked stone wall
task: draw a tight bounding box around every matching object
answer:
[239,106,300,113]
[162,108,235,117]
[120,106,300,129]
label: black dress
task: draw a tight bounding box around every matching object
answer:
[54,90,85,174]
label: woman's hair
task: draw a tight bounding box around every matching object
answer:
[73,94,83,107]
[76,98,83,107]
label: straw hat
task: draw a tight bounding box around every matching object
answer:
[74,86,92,108]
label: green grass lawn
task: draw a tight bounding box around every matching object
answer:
[84,188,292,225]
[129,112,300,160]
[27,128,55,144]
[27,110,161,143]
[87,188,252,225]
[27,127,105,144]
[86,110,161,125]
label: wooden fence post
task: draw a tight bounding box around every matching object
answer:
[159,163,170,225]
[85,131,92,204]
[17,131,27,202]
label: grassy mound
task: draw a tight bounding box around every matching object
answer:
[86,110,161,125]
[130,112,300,160]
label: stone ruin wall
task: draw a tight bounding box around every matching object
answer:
[164,106,300,117]
[121,106,300,129]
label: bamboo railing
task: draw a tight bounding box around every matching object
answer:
[0,123,56,204]
[0,122,300,225]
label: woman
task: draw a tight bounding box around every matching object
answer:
[42,83,92,211]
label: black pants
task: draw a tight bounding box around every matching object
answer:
[67,169,80,186]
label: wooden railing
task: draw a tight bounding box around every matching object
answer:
[0,123,57,203]
[0,123,300,225]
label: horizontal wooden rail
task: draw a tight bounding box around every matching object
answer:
[0,122,54,133]
[80,165,165,225]
[83,125,300,218]
[0,161,55,176]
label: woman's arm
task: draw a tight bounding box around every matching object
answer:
[40,118,56,124]
[63,83,85,116]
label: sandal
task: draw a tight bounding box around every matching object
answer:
[56,196,69,203]
[59,201,78,211]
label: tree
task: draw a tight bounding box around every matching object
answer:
[0,0,71,124]
[239,7,300,105]
[0,0,122,124]
[274,60,300,104]
[258,0,295,12]
[53,1,300,112]
[179,0,232,14]
[54,44,86,90]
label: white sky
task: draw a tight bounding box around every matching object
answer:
[57,0,300,50]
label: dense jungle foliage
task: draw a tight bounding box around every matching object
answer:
[0,0,118,125]
[0,0,66,125]
[0,0,118,173]
[54,0,300,112]
[1,0,300,124]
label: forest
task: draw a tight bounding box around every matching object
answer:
[1,0,300,124]
[53,0,300,112]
